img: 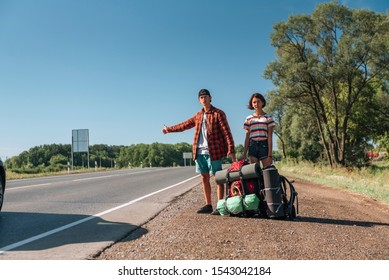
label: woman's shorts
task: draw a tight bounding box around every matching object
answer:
[195,154,222,175]
[248,139,269,160]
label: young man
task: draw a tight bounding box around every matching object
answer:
[162,89,236,214]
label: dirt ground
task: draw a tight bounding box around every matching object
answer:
[95,177,389,260]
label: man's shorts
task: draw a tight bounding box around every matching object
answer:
[248,139,269,160]
[195,154,222,175]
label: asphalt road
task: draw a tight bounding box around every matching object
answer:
[0,167,200,259]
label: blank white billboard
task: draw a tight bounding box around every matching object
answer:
[72,129,89,153]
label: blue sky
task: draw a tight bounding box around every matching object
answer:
[0,0,387,159]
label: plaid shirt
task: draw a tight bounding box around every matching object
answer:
[167,105,235,161]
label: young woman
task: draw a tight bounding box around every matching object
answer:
[243,93,275,168]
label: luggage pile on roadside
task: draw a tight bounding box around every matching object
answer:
[215,160,298,220]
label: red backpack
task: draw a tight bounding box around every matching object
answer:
[227,160,256,197]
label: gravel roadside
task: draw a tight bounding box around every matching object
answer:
[95,177,389,260]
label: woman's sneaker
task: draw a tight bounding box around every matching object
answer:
[196,204,213,214]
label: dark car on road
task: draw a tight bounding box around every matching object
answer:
[0,158,5,211]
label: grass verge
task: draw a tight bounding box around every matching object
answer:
[276,160,389,204]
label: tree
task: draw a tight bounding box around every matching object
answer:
[49,154,68,166]
[267,90,287,158]
[264,1,389,167]
[371,85,389,149]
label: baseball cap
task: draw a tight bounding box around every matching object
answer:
[198,89,211,97]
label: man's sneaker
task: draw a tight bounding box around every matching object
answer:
[197,204,213,214]
[211,209,221,216]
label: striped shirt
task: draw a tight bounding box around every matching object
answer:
[243,114,275,141]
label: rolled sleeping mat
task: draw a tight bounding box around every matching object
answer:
[263,167,286,218]
[215,169,229,184]
[241,163,262,179]
[215,163,262,184]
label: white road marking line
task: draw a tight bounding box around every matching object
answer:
[7,170,154,189]
[72,175,117,182]
[0,174,200,254]
[8,183,52,191]
[72,170,153,181]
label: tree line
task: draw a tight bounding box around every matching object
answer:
[5,143,198,174]
[265,1,389,167]
[4,143,254,174]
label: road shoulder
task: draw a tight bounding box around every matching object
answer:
[96,178,389,260]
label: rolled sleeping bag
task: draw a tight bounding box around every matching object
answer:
[215,163,261,184]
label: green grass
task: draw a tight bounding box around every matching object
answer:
[275,160,389,204]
